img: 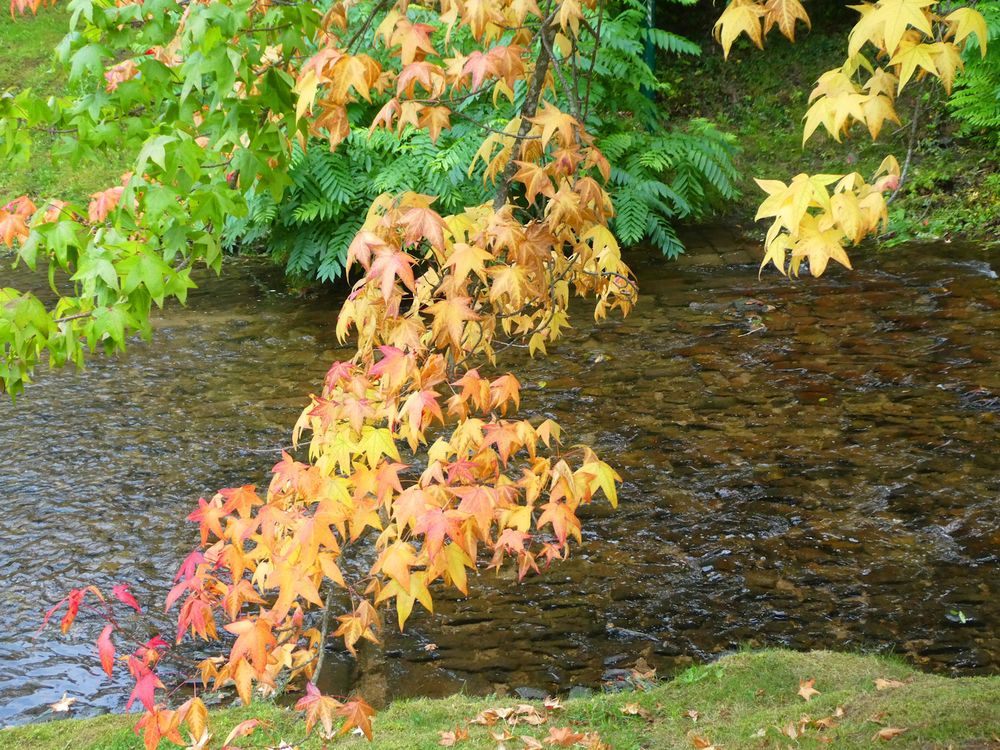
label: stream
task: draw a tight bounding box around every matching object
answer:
[1,239,997,726]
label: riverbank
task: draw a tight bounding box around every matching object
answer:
[2,650,997,749]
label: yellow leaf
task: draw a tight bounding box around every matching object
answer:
[713,0,766,59]
[762,0,810,42]
[889,40,939,92]
[945,7,989,58]
[848,0,935,58]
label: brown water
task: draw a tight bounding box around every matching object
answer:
[1,242,998,726]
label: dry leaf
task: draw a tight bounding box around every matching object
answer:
[875,727,908,741]
[834,706,845,718]
[543,697,564,711]
[780,720,800,740]
[521,736,545,750]
[875,678,904,690]
[544,727,585,746]
[439,727,469,746]
[620,702,653,720]
[869,711,887,724]
[685,709,700,722]
[798,678,820,702]
[754,688,765,697]
[691,734,718,749]
[424,643,439,652]
[49,693,77,713]
[814,715,838,730]
[491,728,515,741]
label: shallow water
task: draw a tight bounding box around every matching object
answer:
[1,242,997,726]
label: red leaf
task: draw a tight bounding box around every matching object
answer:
[112,584,142,613]
[97,624,115,677]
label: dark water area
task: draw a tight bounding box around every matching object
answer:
[1,242,998,726]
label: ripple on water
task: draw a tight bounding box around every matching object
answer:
[1,245,998,726]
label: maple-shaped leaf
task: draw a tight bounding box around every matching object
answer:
[446,242,493,285]
[543,726,585,746]
[512,161,555,204]
[438,726,469,746]
[713,0,766,59]
[97,624,116,677]
[888,40,939,92]
[296,682,344,736]
[338,697,376,740]
[848,0,935,58]
[369,248,417,302]
[798,677,821,701]
[373,541,417,592]
[419,105,452,143]
[0,210,29,247]
[88,185,125,223]
[225,618,276,673]
[399,205,447,250]
[126,657,166,711]
[333,603,381,656]
[762,0,810,42]
[134,707,183,750]
[176,696,208,743]
[426,296,479,350]
[945,8,989,58]
[187,496,227,545]
[531,102,577,148]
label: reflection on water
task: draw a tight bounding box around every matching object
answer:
[1,243,997,726]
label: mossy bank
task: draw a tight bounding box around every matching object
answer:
[2,650,997,750]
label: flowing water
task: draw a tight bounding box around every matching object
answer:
[1,240,998,726]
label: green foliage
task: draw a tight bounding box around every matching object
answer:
[950,1,1000,142]
[225,0,739,281]
[225,126,489,283]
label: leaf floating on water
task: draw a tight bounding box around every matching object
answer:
[49,693,77,712]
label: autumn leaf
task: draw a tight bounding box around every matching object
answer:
[49,693,77,713]
[713,0,766,59]
[874,727,908,741]
[544,726,585,746]
[875,677,905,690]
[338,697,376,740]
[798,678,821,701]
[97,624,116,677]
[438,726,469,746]
[296,683,343,737]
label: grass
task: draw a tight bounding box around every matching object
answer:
[2,650,998,749]
[0,6,131,202]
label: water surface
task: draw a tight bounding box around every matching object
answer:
[1,241,997,725]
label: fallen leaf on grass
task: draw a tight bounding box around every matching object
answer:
[875,727,908,741]
[521,736,544,750]
[580,732,609,750]
[691,734,719,749]
[869,711,887,724]
[543,696,564,711]
[798,678,820,702]
[439,727,469,746]
[424,643,438,652]
[492,729,514,742]
[49,693,77,712]
[814,715,838,730]
[875,678,905,690]
[620,703,653,720]
[684,709,700,722]
[544,727,585,746]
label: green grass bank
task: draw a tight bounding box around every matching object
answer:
[2,650,998,749]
